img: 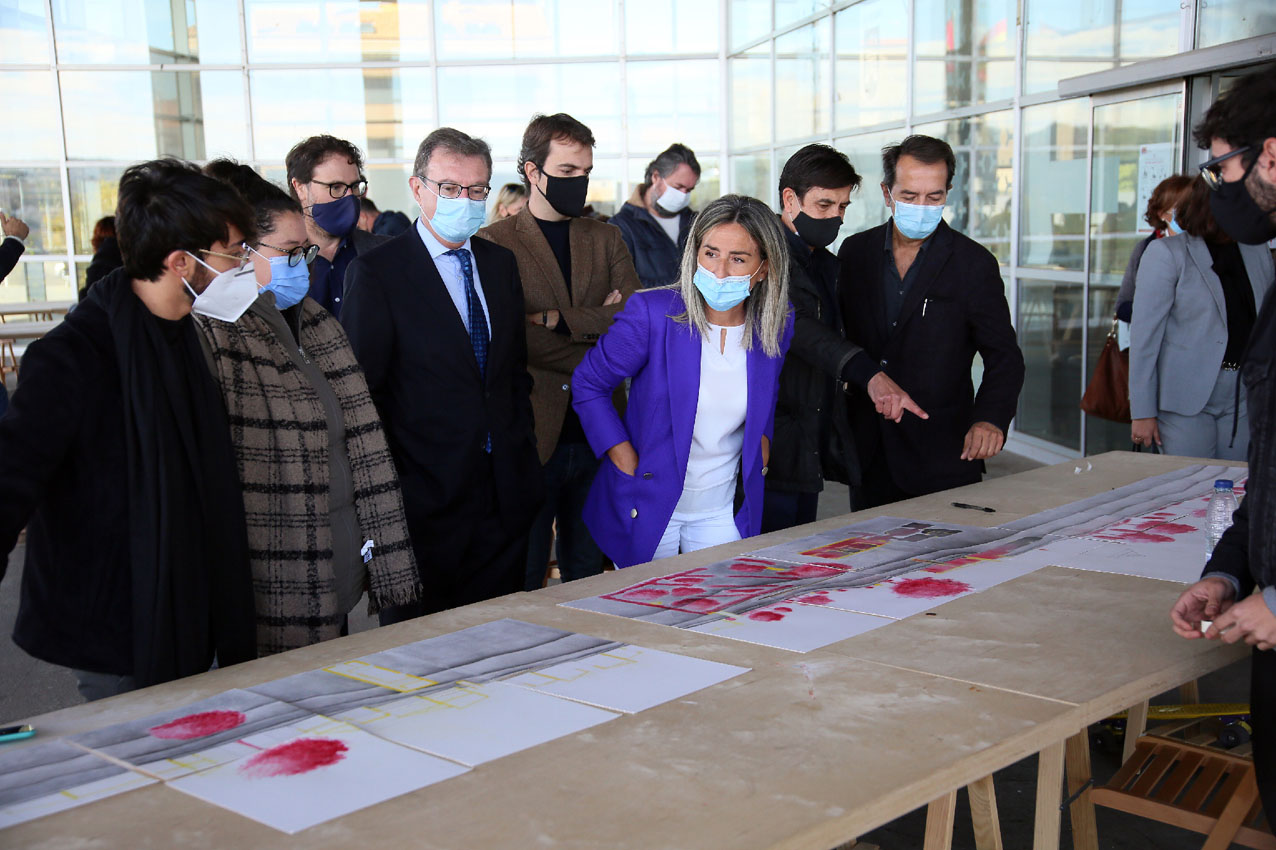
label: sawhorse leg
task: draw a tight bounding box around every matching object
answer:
[923,790,957,850]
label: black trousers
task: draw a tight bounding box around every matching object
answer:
[1254,647,1276,823]
[850,449,915,511]
[380,456,528,625]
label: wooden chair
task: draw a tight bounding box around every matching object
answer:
[1092,735,1275,849]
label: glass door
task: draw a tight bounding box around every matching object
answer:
[1083,84,1184,455]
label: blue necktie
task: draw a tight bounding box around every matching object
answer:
[444,248,491,453]
[445,248,488,378]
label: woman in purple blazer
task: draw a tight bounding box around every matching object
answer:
[573,194,794,568]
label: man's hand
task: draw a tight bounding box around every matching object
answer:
[1170,576,1236,639]
[603,289,622,306]
[606,441,638,477]
[960,421,1004,461]
[1131,417,1161,449]
[0,213,29,241]
[1207,594,1276,650]
[761,434,770,468]
[866,372,928,423]
[526,309,561,329]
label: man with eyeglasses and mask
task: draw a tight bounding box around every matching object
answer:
[764,144,928,530]
[837,134,1024,509]
[0,159,258,700]
[342,128,544,622]
[610,143,701,288]
[286,134,387,319]
[479,113,638,591]
[1170,63,1276,826]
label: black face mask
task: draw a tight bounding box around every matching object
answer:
[538,171,589,218]
[793,211,843,249]
[1210,154,1276,245]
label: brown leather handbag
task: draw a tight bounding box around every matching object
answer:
[1080,319,1131,423]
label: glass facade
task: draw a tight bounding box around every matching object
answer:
[0,0,1270,456]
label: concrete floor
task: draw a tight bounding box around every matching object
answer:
[0,451,1251,848]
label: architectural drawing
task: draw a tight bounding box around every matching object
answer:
[168,717,468,834]
[563,464,1247,651]
[69,689,310,780]
[503,644,749,713]
[330,680,618,766]
[0,740,155,828]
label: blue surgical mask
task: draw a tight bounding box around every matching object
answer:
[693,263,757,312]
[891,195,945,240]
[250,246,311,310]
[1167,213,1183,235]
[422,187,488,244]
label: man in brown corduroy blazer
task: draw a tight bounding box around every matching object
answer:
[479,113,641,591]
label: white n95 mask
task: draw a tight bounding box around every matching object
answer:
[184,252,260,323]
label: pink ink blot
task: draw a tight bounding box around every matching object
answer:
[1193,509,1207,518]
[677,597,722,612]
[797,593,832,605]
[149,710,247,740]
[1156,522,1195,535]
[671,587,702,597]
[238,738,348,779]
[892,577,972,599]
[625,587,666,600]
[747,610,786,622]
[729,562,771,573]
[786,564,842,579]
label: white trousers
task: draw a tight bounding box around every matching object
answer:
[653,504,741,560]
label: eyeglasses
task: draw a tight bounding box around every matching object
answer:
[1198,145,1251,191]
[419,176,491,201]
[256,241,320,267]
[311,178,369,199]
[200,247,251,267]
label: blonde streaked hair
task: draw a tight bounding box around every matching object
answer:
[487,183,527,224]
[667,194,790,357]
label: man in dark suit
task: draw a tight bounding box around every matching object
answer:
[286,135,387,318]
[342,128,544,622]
[0,212,29,282]
[838,134,1024,509]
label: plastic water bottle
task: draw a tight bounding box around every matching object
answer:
[1206,479,1238,554]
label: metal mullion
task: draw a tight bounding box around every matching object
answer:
[1079,96,1096,455]
[910,98,1017,124]
[905,0,916,132]
[832,118,909,139]
[42,0,76,302]
[1014,267,1085,284]
[769,25,777,207]
[720,0,731,194]
[618,0,630,202]
[237,0,254,161]
[827,7,837,145]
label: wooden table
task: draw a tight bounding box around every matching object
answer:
[4,452,1249,849]
[0,300,70,376]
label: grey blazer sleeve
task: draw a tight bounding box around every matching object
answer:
[1128,238,1179,420]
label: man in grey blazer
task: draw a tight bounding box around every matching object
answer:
[1129,193,1274,459]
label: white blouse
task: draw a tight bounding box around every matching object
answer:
[676,323,748,515]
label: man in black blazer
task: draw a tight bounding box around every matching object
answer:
[342,128,544,622]
[838,135,1024,509]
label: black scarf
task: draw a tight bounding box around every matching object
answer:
[96,270,256,687]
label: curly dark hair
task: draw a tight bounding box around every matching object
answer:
[284,135,365,200]
[1193,64,1276,162]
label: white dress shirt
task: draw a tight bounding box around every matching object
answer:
[415,217,491,335]
[676,322,748,515]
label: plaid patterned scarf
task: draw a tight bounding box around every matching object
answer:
[197,299,422,655]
